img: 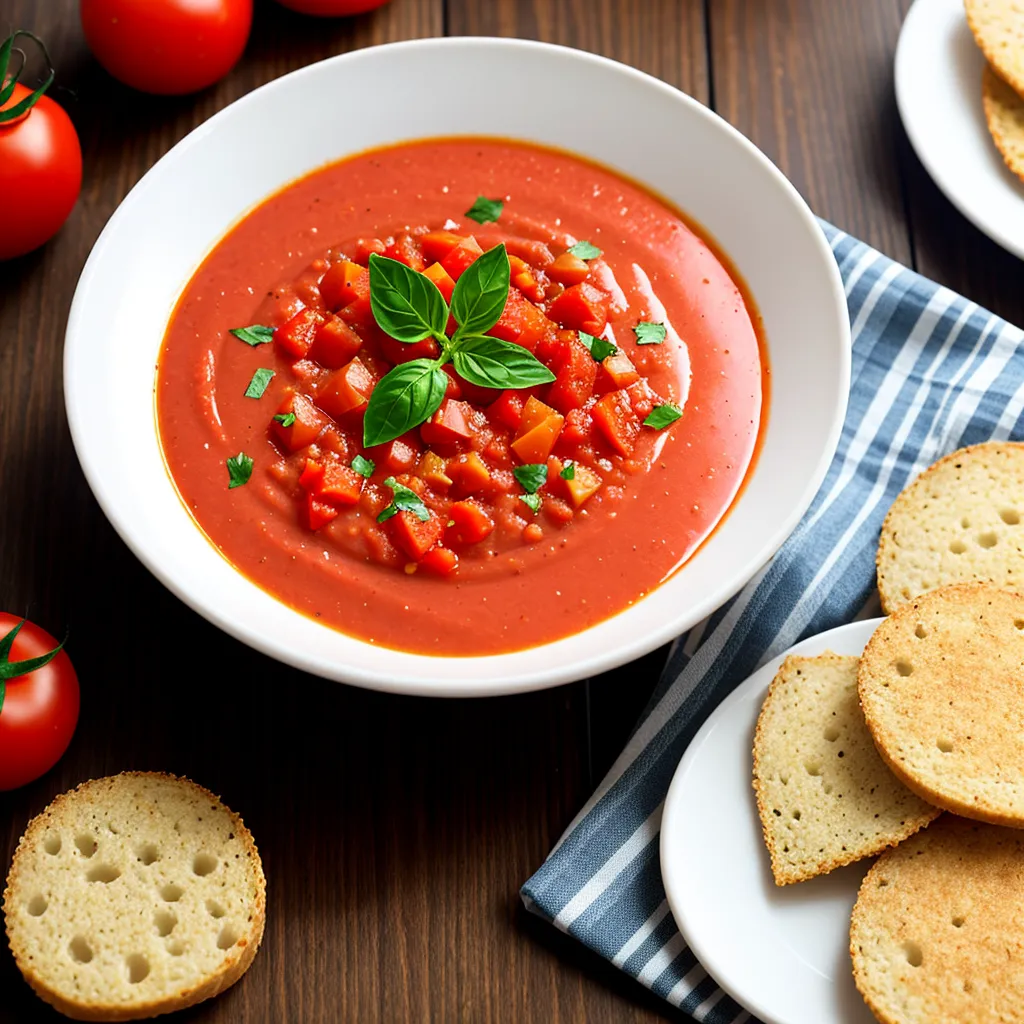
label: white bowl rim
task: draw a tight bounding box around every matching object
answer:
[65,36,850,697]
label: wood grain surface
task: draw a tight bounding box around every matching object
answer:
[1,1,1021,1022]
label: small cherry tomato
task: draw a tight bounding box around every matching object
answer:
[0,33,82,260]
[0,614,79,792]
[81,0,253,95]
[273,0,392,14]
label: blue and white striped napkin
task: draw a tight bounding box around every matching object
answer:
[521,221,1024,1022]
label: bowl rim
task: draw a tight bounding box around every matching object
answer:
[64,36,850,697]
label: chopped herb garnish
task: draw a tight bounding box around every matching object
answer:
[560,463,576,481]
[644,404,683,430]
[520,493,542,514]
[351,454,375,478]
[634,321,667,345]
[230,324,275,346]
[244,367,275,399]
[568,240,602,260]
[464,195,504,224]
[226,452,254,488]
[273,412,296,428]
[578,330,617,362]
[513,463,548,494]
[377,476,430,523]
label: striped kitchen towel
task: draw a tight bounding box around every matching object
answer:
[520,221,1024,1022]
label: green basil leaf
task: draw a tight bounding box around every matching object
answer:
[568,240,602,260]
[273,412,296,428]
[244,368,275,399]
[520,493,542,514]
[560,463,575,480]
[363,359,448,447]
[634,321,667,345]
[351,454,375,478]
[465,195,504,224]
[226,452,254,488]
[578,331,617,361]
[231,324,275,346]
[369,253,448,343]
[378,476,431,523]
[644,404,683,430]
[450,243,510,336]
[513,463,548,494]
[451,336,555,390]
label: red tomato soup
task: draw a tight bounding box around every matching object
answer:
[157,138,767,656]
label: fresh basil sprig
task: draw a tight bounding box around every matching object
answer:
[363,245,554,447]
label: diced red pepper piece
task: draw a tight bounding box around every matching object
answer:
[593,390,641,456]
[299,458,325,492]
[547,282,611,336]
[488,287,551,352]
[512,409,564,464]
[355,238,386,263]
[420,399,474,446]
[548,252,590,286]
[420,545,458,576]
[545,334,597,413]
[379,332,441,366]
[447,500,495,544]
[421,230,465,264]
[488,389,524,432]
[562,406,594,445]
[504,237,555,268]
[306,493,339,531]
[440,236,484,280]
[315,357,376,421]
[389,509,444,561]
[272,392,328,452]
[276,308,326,360]
[366,436,420,476]
[319,461,363,506]
[422,262,456,303]
[602,351,640,389]
[384,233,426,272]
[308,314,363,369]
[319,260,369,313]
[447,451,492,496]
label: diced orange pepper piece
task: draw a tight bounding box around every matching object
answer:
[564,464,602,507]
[319,260,369,312]
[548,252,590,286]
[320,461,363,506]
[315,358,376,421]
[519,396,559,436]
[306,493,339,531]
[602,351,640,389]
[512,413,564,464]
[504,237,555,268]
[418,450,453,489]
[447,451,492,497]
[421,230,465,264]
[308,314,363,369]
[593,390,641,456]
[389,509,444,561]
[420,545,458,576]
[272,392,328,452]
[446,500,495,544]
[508,254,543,303]
[422,262,456,303]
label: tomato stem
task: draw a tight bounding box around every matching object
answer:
[0,31,55,124]
[0,619,65,718]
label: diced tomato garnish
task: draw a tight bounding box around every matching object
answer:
[504,237,555,268]
[548,252,590,286]
[276,308,326,360]
[319,461,363,506]
[355,238,386,263]
[421,230,465,264]
[315,357,376,421]
[422,262,456,303]
[545,333,597,413]
[625,378,663,420]
[308,314,363,369]
[488,287,552,352]
[593,390,641,456]
[547,282,611,336]
[389,509,444,561]
[602,350,640,390]
[561,406,594,445]
[299,458,326,492]
[306,493,339,531]
[440,236,484,280]
[488,390,524,432]
[447,500,495,544]
[272,392,328,452]
[508,254,543,303]
[544,497,575,525]
[384,233,426,272]
[443,365,497,406]
[319,260,369,313]
[379,332,441,366]
[420,545,458,576]
[366,436,420,475]
[420,399,474,446]
[447,451,491,496]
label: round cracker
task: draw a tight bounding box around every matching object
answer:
[967,0,1024,100]
[859,583,1024,827]
[851,815,1024,1024]
[876,441,1024,614]
[982,62,1024,184]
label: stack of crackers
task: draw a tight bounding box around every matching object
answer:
[969,0,1024,181]
[753,441,1024,1024]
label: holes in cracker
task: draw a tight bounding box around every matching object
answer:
[192,852,217,877]
[217,924,240,950]
[160,883,184,903]
[937,738,954,753]
[1001,508,1020,525]
[136,843,160,866]
[43,835,61,856]
[977,531,998,549]
[792,810,802,821]
[904,942,923,967]
[85,863,120,884]
[915,624,927,639]
[949,539,967,555]
[69,936,93,964]
[895,660,914,677]
[206,899,226,919]
[154,910,177,937]
[126,953,150,984]
[804,760,823,777]
[167,939,186,956]
[74,834,97,859]
[823,724,840,742]
[963,979,974,993]
[952,915,966,928]
[27,895,47,917]
[1015,619,1024,631]
[961,516,971,529]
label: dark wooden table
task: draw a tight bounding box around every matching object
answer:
[2,1,1021,1021]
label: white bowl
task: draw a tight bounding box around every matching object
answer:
[65,38,850,697]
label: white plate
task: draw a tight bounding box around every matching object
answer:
[896,0,1024,261]
[660,619,883,1024]
[64,38,849,696]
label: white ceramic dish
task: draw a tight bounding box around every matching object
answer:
[660,619,882,1024]
[896,0,1024,261]
[64,38,850,696]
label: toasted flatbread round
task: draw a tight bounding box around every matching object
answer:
[752,652,939,886]
[876,441,1024,613]
[983,62,1024,183]
[967,0,1024,100]
[859,583,1024,827]
[851,815,1024,1024]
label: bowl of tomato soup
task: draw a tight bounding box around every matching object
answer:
[65,38,850,695]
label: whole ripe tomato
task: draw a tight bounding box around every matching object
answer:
[80,0,252,95]
[273,0,392,14]
[0,82,82,261]
[0,614,79,791]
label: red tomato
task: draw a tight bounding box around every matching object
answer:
[80,0,252,95]
[0,614,79,791]
[273,0,391,14]
[0,83,82,261]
